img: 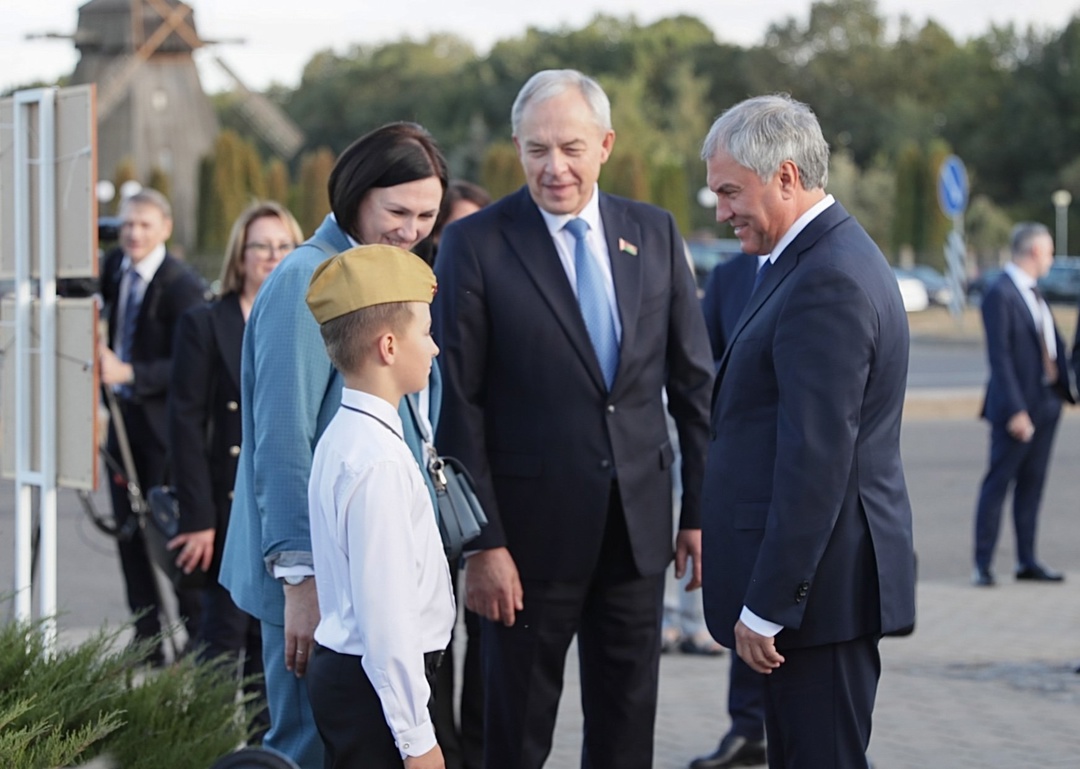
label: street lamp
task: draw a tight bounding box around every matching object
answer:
[1051,189,1071,257]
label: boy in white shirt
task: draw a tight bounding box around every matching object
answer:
[304,244,455,769]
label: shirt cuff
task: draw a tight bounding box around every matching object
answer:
[740,605,783,637]
[273,564,315,580]
[396,719,437,758]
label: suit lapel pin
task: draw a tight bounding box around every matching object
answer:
[618,238,638,256]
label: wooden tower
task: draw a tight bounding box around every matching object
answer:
[69,0,218,254]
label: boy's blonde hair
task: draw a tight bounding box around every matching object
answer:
[319,302,415,374]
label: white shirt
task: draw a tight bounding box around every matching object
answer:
[309,388,455,758]
[537,184,623,343]
[1005,262,1057,361]
[740,193,836,640]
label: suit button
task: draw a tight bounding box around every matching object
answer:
[600,459,611,470]
[226,400,239,412]
[229,445,241,457]
[606,404,615,414]
[794,580,810,603]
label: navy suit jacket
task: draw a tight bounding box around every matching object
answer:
[701,253,758,361]
[100,247,207,449]
[701,202,917,650]
[433,186,714,582]
[981,273,1072,427]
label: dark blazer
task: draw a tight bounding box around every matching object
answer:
[701,253,758,361]
[434,186,714,582]
[168,293,244,576]
[982,272,1072,426]
[701,202,917,651]
[101,247,207,448]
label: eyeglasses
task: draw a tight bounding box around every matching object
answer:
[245,242,296,258]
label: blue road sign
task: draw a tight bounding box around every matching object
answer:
[938,155,969,218]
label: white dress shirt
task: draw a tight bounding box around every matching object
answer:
[309,388,455,759]
[537,184,623,343]
[1004,262,1057,362]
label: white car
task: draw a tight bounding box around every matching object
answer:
[894,270,929,313]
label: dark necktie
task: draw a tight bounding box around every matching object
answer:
[564,218,619,389]
[1030,286,1058,383]
[118,268,143,397]
[751,257,773,295]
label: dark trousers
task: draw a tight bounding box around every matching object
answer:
[307,645,442,769]
[481,490,665,769]
[728,653,766,741]
[763,636,880,769]
[198,579,268,738]
[974,411,1060,571]
[106,406,201,645]
[433,561,485,769]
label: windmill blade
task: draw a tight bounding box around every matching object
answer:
[213,55,305,159]
[96,0,199,122]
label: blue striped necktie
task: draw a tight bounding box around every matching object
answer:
[118,268,143,397]
[564,218,619,389]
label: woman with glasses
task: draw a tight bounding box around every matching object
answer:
[167,200,303,739]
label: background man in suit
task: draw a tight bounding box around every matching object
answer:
[690,253,766,769]
[973,222,1072,586]
[700,95,916,769]
[99,188,206,661]
[433,69,713,769]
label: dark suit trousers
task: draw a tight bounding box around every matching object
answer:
[307,645,442,769]
[481,487,665,769]
[763,636,880,769]
[106,401,201,643]
[198,579,268,738]
[974,410,1060,571]
[728,653,766,741]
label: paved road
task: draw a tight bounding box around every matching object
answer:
[3,350,1080,767]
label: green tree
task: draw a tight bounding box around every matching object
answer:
[601,149,650,202]
[295,147,335,237]
[652,161,692,234]
[480,142,524,200]
[111,156,138,214]
[146,166,172,205]
[265,158,291,208]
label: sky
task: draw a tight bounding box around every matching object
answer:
[3,0,1079,94]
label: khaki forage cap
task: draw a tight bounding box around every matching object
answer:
[306,244,437,324]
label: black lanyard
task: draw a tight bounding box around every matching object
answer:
[340,403,403,442]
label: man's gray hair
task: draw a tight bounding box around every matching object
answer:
[511,69,612,135]
[1010,221,1052,259]
[121,187,172,220]
[701,94,830,190]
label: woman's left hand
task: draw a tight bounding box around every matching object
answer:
[167,528,216,574]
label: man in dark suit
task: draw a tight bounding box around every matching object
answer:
[433,69,713,769]
[973,222,1072,586]
[700,95,916,769]
[99,188,206,658]
[691,254,767,769]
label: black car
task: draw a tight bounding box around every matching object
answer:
[1037,259,1080,303]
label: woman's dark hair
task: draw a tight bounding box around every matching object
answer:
[433,180,493,243]
[328,122,449,239]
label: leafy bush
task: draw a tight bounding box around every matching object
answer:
[0,617,255,768]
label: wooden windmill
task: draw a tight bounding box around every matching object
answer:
[64,0,304,254]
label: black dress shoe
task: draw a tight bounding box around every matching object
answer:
[1015,564,1064,582]
[689,733,766,769]
[972,567,995,587]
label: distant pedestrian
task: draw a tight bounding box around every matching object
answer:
[973,222,1074,587]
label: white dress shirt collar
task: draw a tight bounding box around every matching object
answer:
[537,184,603,240]
[123,243,167,283]
[765,194,835,266]
[340,387,405,440]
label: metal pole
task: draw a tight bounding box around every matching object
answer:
[37,89,59,648]
[12,91,34,623]
[1051,190,1072,257]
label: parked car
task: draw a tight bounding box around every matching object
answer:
[966,267,1005,304]
[1037,258,1080,303]
[899,264,953,305]
[685,238,743,287]
[894,268,929,312]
